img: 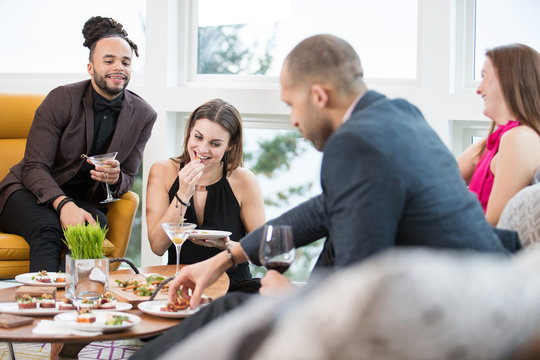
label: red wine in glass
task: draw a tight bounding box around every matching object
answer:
[264,260,291,274]
[259,225,295,274]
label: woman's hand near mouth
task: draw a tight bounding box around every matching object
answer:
[177,158,204,202]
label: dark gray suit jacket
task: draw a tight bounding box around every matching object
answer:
[0,80,157,211]
[241,91,518,269]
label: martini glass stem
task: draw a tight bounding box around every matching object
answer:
[104,173,113,202]
[175,244,182,275]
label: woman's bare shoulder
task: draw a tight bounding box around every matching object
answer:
[501,125,540,148]
[149,159,179,178]
[227,167,259,193]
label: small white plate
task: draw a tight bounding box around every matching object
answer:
[15,272,66,287]
[188,230,232,240]
[54,311,140,332]
[138,300,199,318]
[0,301,132,316]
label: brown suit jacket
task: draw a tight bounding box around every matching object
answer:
[0,80,157,212]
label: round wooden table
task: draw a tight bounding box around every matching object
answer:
[0,265,229,359]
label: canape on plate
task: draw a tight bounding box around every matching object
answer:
[16,294,37,309]
[54,271,66,283]
[97,292,117,309]
[58,298,76,311]
[38,293,55,308]
[160,296,190,312]
[76,308,96,323]
[32,270,51,283]
[79,297,96,309]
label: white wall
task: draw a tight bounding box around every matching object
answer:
[0,0,490,266]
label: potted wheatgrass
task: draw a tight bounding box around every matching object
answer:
[63,222,109,301]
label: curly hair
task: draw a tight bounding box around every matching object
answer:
[82,16,139,60]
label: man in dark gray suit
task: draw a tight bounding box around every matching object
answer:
[0,16,156,272]
[130,34,518,360]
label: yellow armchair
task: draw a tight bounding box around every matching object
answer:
[0,93,139,278]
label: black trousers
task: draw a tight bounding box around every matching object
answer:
[130,292,254,360]
[0,189,107,272]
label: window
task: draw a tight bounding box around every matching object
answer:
[473,0,540,80]
[0,0,146,73]
[450,120,490,157]
[196,0,418,80]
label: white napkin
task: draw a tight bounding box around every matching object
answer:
[33,320,102,336]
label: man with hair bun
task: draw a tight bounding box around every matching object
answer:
[0,16,157,273]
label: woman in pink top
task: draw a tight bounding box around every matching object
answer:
[458,44,540,226]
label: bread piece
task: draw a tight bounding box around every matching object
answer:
[14,286,56,301]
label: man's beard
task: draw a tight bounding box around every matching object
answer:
[93,73,129,97]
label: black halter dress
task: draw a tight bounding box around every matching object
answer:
[167,166,252,288]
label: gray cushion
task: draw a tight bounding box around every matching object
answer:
[535,167,540,184]
[497,183,540,248]
[252,248,540,360]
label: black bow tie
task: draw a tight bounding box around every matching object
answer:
[95,98,123,113]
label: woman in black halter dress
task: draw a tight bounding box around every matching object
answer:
[146,99,266,291]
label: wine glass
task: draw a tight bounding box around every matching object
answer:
[161,222,197,275]
[259,225,295,274]
[86,152,119,204]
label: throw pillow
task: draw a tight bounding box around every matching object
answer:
[497,183,540,248]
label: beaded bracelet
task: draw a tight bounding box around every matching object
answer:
[226,246,237,268]
[56,197,74,215]
[174,193,190,208]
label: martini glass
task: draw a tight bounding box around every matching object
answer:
[87,152,119,204]
[161,222,197,275]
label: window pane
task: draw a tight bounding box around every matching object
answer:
[198,0,418,79]
[0,0,146,73]
[474,0,540,80]
[243,128,323,281]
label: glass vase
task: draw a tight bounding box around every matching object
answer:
[65,254,109,301]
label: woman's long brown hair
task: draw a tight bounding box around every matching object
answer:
[478,43,540,155]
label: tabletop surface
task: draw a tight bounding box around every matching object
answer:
[0,264,229,343]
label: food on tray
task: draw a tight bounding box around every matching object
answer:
[97,292,118,309]
[160,296,190,312]
[38,293,56,308]
[58,298,76,311]
[115,274,168,297]
[115,279,141,290]
[16,294,38,309]
[76,308,96,323]
[145,274,165,284]
[32,270,51,283]
[105,314,132,326]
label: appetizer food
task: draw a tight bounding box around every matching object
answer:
[58,298,76,311]
[160,296,190,312]
[79,297,96,309]
[97,292,118,309]
[16,294,37,309]
[54,271,66,283]
[38,293,55,308]
[105,314,132,326]
[32,270,51,283]
[76,308,96,323]
[115,274,167,297]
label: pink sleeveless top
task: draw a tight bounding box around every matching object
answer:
[469,120,520,212]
